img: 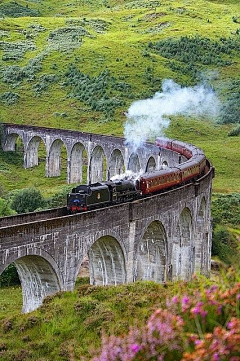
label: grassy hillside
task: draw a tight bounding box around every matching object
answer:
[0,0,239,195]
[0,271,239,361]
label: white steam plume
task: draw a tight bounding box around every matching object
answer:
[110,170,143,182]
[124,79,220,151]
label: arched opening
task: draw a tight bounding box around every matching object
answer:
[3,132,20,152]
[172,222,181,280]
[89,146,107,183]
[2,134,25,168]
[0,256,61,313]
[25,136,46,169]
[69,142,88,184]
[47,139,68,178]
[109,149,125,178]
[146,156,156,172]
[179,207,193,280]
[128,153,141,173]
[136,221,167,283]
[162,160,168,168]
[89,236,126,286]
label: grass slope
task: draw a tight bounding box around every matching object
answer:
[0,0,239,194]
[0,273,239,361]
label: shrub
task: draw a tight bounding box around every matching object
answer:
[0,264,20,287]
[212,193,240,226]
[0,2,40,17]
[212,225,239,265]
[0,40,36,61]
[228,124,240,136]
[219,79,240,124]
[11,188,45,214]
[47,185,72,208]
[0,197,15,217]
[64,64,127,119]
[0,91,19,105]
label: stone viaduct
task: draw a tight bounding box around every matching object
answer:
[1,123,185,184]
[0,124,213,313]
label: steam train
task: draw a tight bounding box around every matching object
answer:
[67,138,208,213]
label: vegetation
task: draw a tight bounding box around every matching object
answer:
[10,187,45,214]
[0,0,238,195]
[0,0,239,359]
[0,270,239,361]
[0,264,20,287]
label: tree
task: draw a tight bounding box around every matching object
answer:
[11,187,45,214]
[0,197,15,217]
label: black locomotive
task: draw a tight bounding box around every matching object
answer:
[67,138,209,214]
[67,180,140,213]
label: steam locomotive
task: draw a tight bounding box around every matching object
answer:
[67,138,208,213]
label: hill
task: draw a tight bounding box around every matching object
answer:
[0,0,239,195]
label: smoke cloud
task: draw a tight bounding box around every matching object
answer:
[124,79,220,151]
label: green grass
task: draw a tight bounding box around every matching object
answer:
[0,0,239,196]
[0,271,239,361]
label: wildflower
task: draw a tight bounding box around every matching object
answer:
[130,344,141,353]
[172,296,179,304]
[212,352,220,361]
[182,296,190,311]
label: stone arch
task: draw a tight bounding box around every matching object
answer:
[3,132,23,152]
[69,142,88,184]
[47,139,68,177]
[89,145,107,183]
[128,153,141,173]
[0,250,62,313]
[25,136,46,169]
[88,236,126,286]
[135,220,167,283]
[109,149,125,178]
[179,207,193,280]
[146,156,156,172]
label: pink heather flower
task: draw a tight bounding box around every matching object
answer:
[213,352,220,361]
[182,296,190,305]
[172,296,179,304]
[131,344,141,353]
[191,306,201,315]
[194,339,201,345]
[182,296,191,311]
[200,310,208,318]
[227,321,234,329]
[236,294,240,300]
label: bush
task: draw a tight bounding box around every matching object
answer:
[0,197,15,217]
[64,64,127,119]
[228,124,240,136]
[0,2,40,17]
[47,185,72,208]
[219,79,240,124]
[212,193,240,226]
[0,264,20,287]
[212,225,239,265]
[11,187,45,214]
[0,91,19,105]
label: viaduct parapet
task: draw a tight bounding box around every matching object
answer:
[0,124,213,313]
